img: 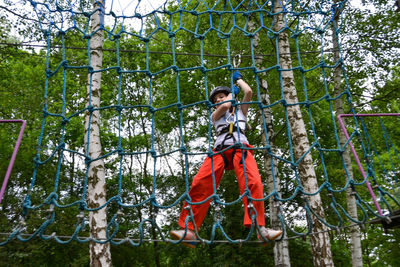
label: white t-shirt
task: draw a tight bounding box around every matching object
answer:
[212,108,248,148]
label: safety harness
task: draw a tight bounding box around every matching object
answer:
[214,107,248,169]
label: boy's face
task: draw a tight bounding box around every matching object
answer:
[213,92,228,106]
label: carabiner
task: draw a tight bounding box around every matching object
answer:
[226,113,235,123]
[233,54,241,68]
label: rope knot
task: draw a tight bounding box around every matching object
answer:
[139,36,150,43]
[29,0,37,8]
[115,105,123,112]
[42,108,49,118]
[179,146,187,153]
[86,104,94,113]
[290,162,298,170]
[314,141,320,148]
[205,100,213,109]
[325,182,332,190]
[194,34,204,40]
[245,32,255,38]
[110,33,121,40]
[58,142,65,150]
[78,201,86,211]
[23,195,31,208]
[46,192,58,204]
[84,156,92,166]
[42,29,51,36]
[61,117,69,125]
[33,154,41,167]
[207,150,215,158]
[265,144,272,152]
[45,68,52,78]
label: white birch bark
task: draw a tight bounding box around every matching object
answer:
[248,19,291,267]
[84,0,112,266]
[273,1,334,266]
[332,4,363,266]
[260,82,292,267]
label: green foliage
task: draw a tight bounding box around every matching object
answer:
[0,240,90,267]
[362,225,400,267]
[288,238,314,267]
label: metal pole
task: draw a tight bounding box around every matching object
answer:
[337,113,400,216]
[0,119,26,204]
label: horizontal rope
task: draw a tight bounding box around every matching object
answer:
[2,214,397,244]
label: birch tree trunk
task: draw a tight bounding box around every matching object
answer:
[332,4,363,266]
[248,19,291,267]
[260,81,292,267]
[84,0,112,266]
[273,1,334,266]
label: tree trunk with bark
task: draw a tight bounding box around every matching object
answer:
[248,19,291,267]
[332,3,363,266]
[273,1,334,266]
[84,0,112,266]
[260,81,292,267]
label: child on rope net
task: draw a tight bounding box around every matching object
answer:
[170,71,282,248]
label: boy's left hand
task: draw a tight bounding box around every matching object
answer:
[232,85,240,95]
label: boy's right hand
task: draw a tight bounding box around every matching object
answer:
[233,71,242,82]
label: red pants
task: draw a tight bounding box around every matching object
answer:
[178,144,265,231]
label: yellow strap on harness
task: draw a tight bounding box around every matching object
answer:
[227,107,236,134]
[229,122,234,134]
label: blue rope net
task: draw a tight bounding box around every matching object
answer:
[1,0,399,246]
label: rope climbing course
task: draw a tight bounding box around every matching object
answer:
[0,0,399,251]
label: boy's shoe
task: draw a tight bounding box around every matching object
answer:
[170,229,198,248]
[257,227,283,246]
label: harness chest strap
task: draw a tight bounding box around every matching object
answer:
[216,118,246,136]
[216,125,245,136]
